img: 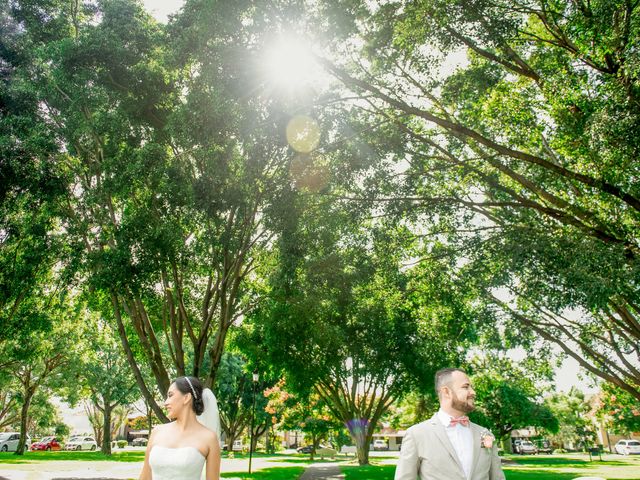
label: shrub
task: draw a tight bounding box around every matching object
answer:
[117,440,127,448]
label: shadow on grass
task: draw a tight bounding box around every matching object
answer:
[505,455,632,468]
[341,464,395,480]
[505,469,640,480]
[502,469,586,480]
[0,451,145,463]
[268,457,345,465]
[221,466,305,480]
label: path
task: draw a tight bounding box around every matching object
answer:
[298,462,344,480]
[0,455,292,480]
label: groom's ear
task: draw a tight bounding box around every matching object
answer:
[439,385,451,399]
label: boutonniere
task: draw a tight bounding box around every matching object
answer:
[480,430,495,449]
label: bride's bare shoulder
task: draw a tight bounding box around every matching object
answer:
[151,423,173,438]
[197,424,219,445]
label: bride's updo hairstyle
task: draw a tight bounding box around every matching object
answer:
[174,376,205,415]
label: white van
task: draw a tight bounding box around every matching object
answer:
[0,432,32,452]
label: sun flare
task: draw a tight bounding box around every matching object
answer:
[263,35,317,90]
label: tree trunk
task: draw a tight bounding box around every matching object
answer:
[102,401,112,455]
[147,402,153,433]
[225,431,238,453]
[347,419,372,466]
[15,392,33,456]
[250,432,259,453]
[250,422,267,453]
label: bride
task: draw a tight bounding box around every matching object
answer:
[139,376,221,480]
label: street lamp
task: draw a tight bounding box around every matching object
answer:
[249,370,259,474]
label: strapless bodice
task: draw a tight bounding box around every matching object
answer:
[149,445,206,480]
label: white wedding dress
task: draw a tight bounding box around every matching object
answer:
[149,445,206,480]
[148,388,220,480]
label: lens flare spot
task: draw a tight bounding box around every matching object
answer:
[289,153,330,192]
[286,115,321,153]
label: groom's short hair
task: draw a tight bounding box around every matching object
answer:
[435,368,466,396]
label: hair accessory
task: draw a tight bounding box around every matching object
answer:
[184,376,198,400]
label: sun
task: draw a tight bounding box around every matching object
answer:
[262,34,318,91]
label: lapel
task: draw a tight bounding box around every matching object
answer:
[469,422,482,475]
[427,415,466,477]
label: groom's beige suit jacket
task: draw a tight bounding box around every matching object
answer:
[394,415,505,480]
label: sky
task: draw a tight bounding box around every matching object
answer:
[142,0,184,22]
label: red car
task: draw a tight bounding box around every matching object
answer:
[30,436,62,451]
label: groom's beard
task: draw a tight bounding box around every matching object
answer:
[451,393,475,413]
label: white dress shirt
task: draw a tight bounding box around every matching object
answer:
[436,409,473,479]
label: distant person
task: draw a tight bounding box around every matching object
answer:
[139,376,221,480]
[394,368,504,480]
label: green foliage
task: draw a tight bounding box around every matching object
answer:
[469,356,559,439]
[54,423,70,439]
[281,394,341,457]
[215,353,254,450]
[24,392,60,437]
[0,0,311,422]
[384,391,439,429]
[1,292,83,454]
[544,389,597,450]
[593,383,640,435]
[315,0,640,400]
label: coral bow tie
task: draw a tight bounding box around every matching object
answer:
[450,416,470,427]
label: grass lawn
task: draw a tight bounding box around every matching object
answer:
[503,453,640,480]
[340,454,640,480]
[0,450,146,463]
[0,450,319,464]
[0,451,307,480]
[221,466,305,480]
[342,463,395,479]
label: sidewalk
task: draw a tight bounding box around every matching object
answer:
[298,463,344,480]
[0,455,291,480]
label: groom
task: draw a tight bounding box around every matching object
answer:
[394,368,505,480]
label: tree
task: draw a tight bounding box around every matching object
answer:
[251,196,478,464]
[22,392,61,440]
[469,357,558,442]
[264,379,294,454]
[54,422,70,440]
[215,353,253,452]
[1,0,304,422]
[313,0,640,399]
[0,0,67,346]
[0,372,20,430]
[384,391,439,430]
[84,402,131,450]
[545,388,596,450]
[282,394,340,460]
[593,383,640,436]
[69,314,138,455]
[1,294,81,454]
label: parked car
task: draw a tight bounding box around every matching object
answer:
[615,439,640,455]
[132,437,148,446]
[222,439,244,452]
[373,439,389,451]
[30,436,62,451]
[535,439,553,454]
[65,436,97,451]
[0,432,31,452]
[513,439,538,454]
[297,444,336,457]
